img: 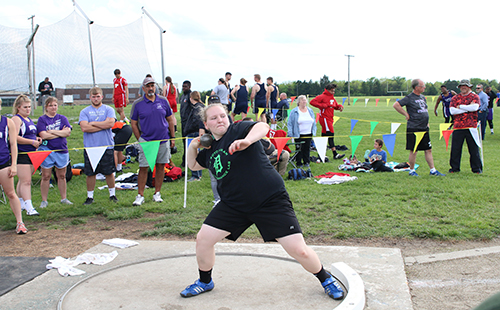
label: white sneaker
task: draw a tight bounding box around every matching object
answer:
[153,192,163,203]
[26,207,39,216]
[133,195,145,206]
[39,201,48,209]
[60,198,73,205]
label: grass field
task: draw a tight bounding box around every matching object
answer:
[1,96,499,241]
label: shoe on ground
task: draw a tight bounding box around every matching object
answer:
[83,197,94,205]
[334,153,345,160]
[60,198,73,205]
[448,169,459,173]
[133,195,144,206]
[16,222,28,234]
[153,192,163,203]
[430,170,445,176]
[109,195,118,203]
[322,276,345,300]
[180,279,214,298]
[409,171,419,177]
[39,201,48,209]
[187,177,201,182]
[26,206,39,216]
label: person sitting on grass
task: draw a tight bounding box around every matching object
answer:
[368,139,393,172]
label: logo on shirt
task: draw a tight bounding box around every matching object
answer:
[210,149,231,180]
[156,103,163,110]
[416,99,428,113]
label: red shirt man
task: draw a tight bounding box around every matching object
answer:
[112,69,129,122]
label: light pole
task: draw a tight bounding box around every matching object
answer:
[345,54,354,105]
[28,15,36,100]
[73,0,96,86]
[142,7,166,82]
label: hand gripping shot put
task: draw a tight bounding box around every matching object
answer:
[181,103,345,300]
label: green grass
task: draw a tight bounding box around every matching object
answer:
[1,98,499,241]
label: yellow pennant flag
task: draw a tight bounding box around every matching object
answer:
[333,116,340,125]
[431,96,436,103]
[439,123,449,140]
[413,132,426,153]
[257,108,265,120]
[386,98,391,106]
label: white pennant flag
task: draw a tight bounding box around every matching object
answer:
[313,137,328,163]
[469,127,482,149]
[365,98,369,107]
[85,146,108,172]
[391,123,401,134]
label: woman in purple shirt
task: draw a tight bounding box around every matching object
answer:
[0,99,27,234]
[12,95,42,216]
[37,97,73,208]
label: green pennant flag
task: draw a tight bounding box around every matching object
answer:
[370,121,379,136]
[349,135,363,156]
[352,98,358,106]
[139,141,160,171]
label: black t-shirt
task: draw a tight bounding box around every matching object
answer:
[196,121,286,211]
[38,81,53,95]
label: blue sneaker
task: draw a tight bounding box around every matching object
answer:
[430,170,445,176]
[409,171,419,177]
[322,276,344,300]
[180,279,214,298]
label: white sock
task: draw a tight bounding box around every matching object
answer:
[117,163,122,171]
[410,169,415,173]
[25,200,34,210]
[87,191,94,199]
[430,167,437,173]
[19,197,25,207]
[109,187,116,196]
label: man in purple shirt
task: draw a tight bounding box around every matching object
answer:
[130,77,176,206]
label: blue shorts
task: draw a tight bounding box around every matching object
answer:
[39,145,70,169]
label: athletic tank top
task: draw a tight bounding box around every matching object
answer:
[236,85,248,105]
[270,85,278,108]
[0,116,10,165]
[441,92,453,108]
[255,83,266,105]
[17,114,37,153]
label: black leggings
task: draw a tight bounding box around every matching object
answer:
[295,135,312,166]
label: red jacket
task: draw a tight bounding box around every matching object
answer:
[310,89,342,121]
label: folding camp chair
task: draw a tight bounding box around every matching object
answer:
[0,185,6,204]
[287,140,305,169]
[275,106,289,131]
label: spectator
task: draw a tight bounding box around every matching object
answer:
[0,98,27,234]
[368,139,393,172]
[275,93,290,122]
[250,74,267,122]
[485,86,495,135]
[475,84,489,140]
[211,78,230,110]
[162,76,178,132]
[287,95,316,168]
[310,84,345,160]
[112,69,129,123]
[37,97,73,208]
[79,86,118,205]
[449,79,482,173]
[230,78,249,121]
[112,121,132,173]
[12,95,42,216]
[225,72,233,112]
[130,77,175,205]
[184,91,205,181]
[38,77,53,106]
[266,77,279,130]
[434,85,456,124]
[179,80,192,166]
[393,79,445,177]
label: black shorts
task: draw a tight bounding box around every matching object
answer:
[83,148,116,176]
[0,161,11,170]
[204,191,302,242]
[406,128,431,151]
[114,125,133,152]
[18,153,32,165]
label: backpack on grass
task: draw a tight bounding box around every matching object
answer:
[287,168,312,180]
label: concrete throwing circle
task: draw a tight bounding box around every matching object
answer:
[58,253,344,310]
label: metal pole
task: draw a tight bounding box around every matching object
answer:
[345,55,354,105]
[28,15,36,105]
[73,0,96,86]
[26,24,39,115]
[142,7,166,81]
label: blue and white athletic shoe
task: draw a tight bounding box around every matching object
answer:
[430,170,445,176]
[409,171,419,177]
[180,279,214,298]
[322,276,345,300]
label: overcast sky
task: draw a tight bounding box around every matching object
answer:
[1,0,498,91]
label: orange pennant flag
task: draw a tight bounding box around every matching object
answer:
[28,151,52,174]
[290,96,297,104]
[272,137,290,161]
[442,130,453,150]
[315,113,320,124]
[375,98,379,106]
